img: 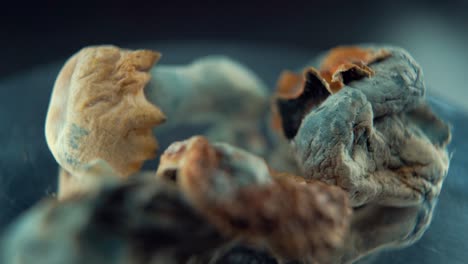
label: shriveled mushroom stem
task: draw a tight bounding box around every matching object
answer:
[147,56,268,128]
[146,56,270,156]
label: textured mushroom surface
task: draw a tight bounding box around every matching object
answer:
[283,46,451,206]
[271,46,391,139]
[157,136,352,263]
[45,45,166,178]
[273,45,451,262]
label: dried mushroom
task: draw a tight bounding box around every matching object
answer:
[157,136,351,263]
[273,45,451,262]
[46,46,269,199]
[45,46,166,179]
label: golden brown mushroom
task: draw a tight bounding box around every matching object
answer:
[45,45,166,180]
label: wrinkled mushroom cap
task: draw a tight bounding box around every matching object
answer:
[45,45,166,177]
[271,46,391,139]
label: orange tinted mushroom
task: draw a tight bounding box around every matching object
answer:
[156,136,351,262]
[320,46,391,92]
[272,46,391,139]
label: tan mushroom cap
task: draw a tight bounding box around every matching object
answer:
[45,45,166,178]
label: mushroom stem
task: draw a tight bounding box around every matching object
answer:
[146,56,269,155]
[146,56,268,128]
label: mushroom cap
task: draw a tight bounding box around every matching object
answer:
[271,46,391,139]
[45,45,166,177]
[284,46,450,207]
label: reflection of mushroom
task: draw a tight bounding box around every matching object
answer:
[156,136,352,263]
[273,45,451,262]
[45,46,166,179]
[336,201,436,263]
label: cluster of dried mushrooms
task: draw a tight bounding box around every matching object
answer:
[0,45,451,264]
